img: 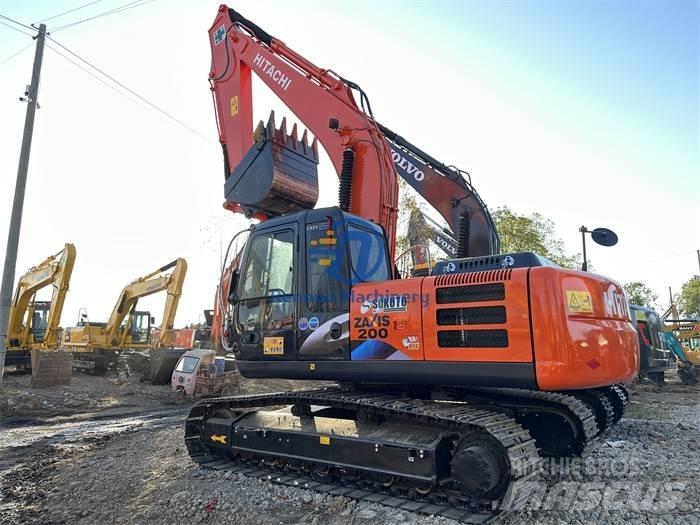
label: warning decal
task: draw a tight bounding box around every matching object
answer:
[230,96,239,116]
[566,290,593,313]
[213,24,226,46]
[263,336,284,355]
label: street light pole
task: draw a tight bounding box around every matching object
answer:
[578,225,618,272]
[0,24,47,384]
[580,226,589,272]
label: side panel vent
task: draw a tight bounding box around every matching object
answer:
[437,306,507,326]
[434,269,512,287]
[436,283,505,304]
[437,329,509,348]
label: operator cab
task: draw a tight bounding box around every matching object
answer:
[29,301,51,343]
[228,207,390,361]
[128,311,153,345]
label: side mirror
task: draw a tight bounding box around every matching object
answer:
[228,270,240,305]
[591,227,618,247]
[150,316,155,325]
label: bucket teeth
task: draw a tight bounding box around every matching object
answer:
[266,110,276,136]
[253,111,318,163]
[279,117,288,142]
[253,120,265,144]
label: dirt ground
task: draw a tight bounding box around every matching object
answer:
[0,372,698,525]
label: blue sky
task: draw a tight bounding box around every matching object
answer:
[381,0,698,179]
[0,0,697,323]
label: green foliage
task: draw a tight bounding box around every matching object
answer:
[677,275,700,318]
[623,281,658,309]
[395,180,434,257]
[492,206,580,269]
[395,180,415,256]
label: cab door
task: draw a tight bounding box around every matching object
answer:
[234,223,298,361]
[297,217,350,360]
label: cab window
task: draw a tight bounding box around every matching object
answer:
[240,230,294,299]
[238,229,295,331]
[129,313,151,344]
[175,356,199,373]
[306,221,346,312]
[347,224,390,284]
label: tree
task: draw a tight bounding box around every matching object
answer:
[677,275,700,318]
[623,281,658,309]
[395,180,421,256]
[492,206,580,269]
[395,181,438,256]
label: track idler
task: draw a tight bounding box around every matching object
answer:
[451,433,509,499]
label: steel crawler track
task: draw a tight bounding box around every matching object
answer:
[185,385,628,522]
[193,457,500,523]
[186,388,542,518]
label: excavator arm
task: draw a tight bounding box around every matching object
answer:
[103,258,187,348]
[379,124,499,257]
[7,243,76,349]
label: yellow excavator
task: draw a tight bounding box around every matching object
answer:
[5,243,76,371]
[64,258,187,375]
[663,303,700,359]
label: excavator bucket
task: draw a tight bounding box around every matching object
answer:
[224,111,319,218]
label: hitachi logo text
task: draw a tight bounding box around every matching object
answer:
[253,53,292,91]
[390,149,425,182]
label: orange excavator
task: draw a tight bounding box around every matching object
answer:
[186,6,639,517]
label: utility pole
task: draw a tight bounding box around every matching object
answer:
[0,24,47,385]
[696,249,699,274]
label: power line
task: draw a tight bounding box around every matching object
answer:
[52,0,158,33]
[637,250,697,265]
[36,0,108,24]
[0,19,34,37]
[46,43,158,117]
[0,13,35,32]
[0,41,34,67]
[47,35,215,144]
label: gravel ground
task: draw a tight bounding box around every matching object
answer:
[1,374,698,525]
[500,378,700,525]
[0,373,174,419]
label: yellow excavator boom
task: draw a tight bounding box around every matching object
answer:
[103,258,188,348]
[7,243,76,349]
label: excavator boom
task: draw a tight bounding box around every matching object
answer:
[103,259,187,348]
